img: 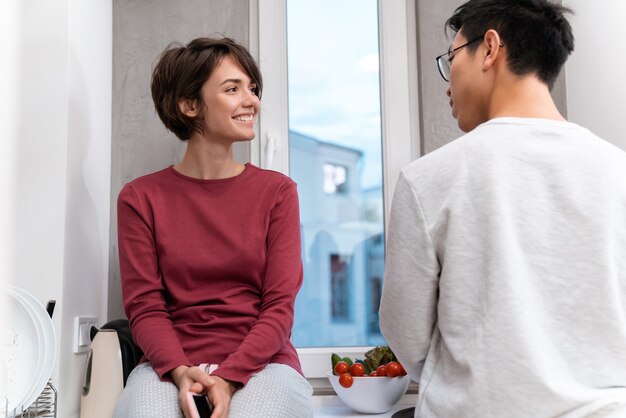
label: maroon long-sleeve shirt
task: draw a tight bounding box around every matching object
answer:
[117,163,303,385]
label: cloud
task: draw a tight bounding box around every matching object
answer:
[358,53,379,73]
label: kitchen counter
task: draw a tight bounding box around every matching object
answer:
[313,395,416,418]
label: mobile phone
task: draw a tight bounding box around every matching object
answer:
[186,392,213,418]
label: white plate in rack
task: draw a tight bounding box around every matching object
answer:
[8,286,56,414]
[0,289,41,415]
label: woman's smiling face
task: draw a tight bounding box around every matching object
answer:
[196,54,260,143]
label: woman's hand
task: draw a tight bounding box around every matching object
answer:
[198,375,237,418]
[170,365,237,418]
[171,365,202,418]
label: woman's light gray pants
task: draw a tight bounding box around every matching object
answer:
[113,362,314,418]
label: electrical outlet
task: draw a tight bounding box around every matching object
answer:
[73,316,98,354]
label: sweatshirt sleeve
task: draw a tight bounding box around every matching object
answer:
[379,171,440,382]
[117,184,192,378]
[211,180,303,385]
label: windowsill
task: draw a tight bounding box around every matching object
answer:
[313,394,417,417]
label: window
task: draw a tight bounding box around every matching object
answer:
[253,0,420,379]
[288,0,386,351]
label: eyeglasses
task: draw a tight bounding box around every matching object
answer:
[435,36,484,82]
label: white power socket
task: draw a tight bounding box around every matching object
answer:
[73,316,98,354]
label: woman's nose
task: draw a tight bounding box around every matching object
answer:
[243,90,260,107]
[446,87,451,98]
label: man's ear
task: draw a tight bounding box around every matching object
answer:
[179,98,200,118]
[482,29,504,71]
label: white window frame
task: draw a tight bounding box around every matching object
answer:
[249,0,421,380]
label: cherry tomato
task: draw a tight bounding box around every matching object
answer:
[349,363,365,377]
[386,361,401,377]
[334,361,349,375]
[376,365,387,376]
[397,362,407,376]
[339,372,353,388]
[369,371,378,376]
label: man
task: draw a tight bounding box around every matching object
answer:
[379,1,626,417]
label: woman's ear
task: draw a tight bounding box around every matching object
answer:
[178,98,200,118]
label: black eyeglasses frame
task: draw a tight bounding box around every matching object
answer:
[435,36,484,82]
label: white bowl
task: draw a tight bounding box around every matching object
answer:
[328,371,410,414]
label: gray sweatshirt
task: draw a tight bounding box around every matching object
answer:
[380,118,626,418]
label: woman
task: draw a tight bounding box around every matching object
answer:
[114,37,313,418]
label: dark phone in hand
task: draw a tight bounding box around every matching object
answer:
[188,393,213,418]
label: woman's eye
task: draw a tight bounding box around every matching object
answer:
[226,87,237,93]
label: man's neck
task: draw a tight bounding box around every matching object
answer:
[487,74,565,122]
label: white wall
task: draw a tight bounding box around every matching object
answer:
[60,1,113,417]
[9,0,70,307]
[565,1,626,151]
[5,0,70,398]
[1,1,112,417]
[0,0,20,324]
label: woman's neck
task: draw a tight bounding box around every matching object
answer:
[173,135,245,180]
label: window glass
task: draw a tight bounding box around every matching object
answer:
[287,0,385,347]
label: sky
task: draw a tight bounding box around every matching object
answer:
[286,0,383,189]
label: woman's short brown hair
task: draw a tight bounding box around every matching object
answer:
[151,36,262,141]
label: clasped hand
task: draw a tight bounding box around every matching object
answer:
[171,365,237,418]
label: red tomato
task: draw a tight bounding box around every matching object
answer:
[398,362,407,376]
[376,365,387,376]
[349,363,365,377]
[386,361,401,377]
[369,371,378,376]
[339,372,353,388]
[334,361,349,375]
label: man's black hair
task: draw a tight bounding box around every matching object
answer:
[446,0,574,89]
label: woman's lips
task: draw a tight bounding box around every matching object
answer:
[233,114,255,122]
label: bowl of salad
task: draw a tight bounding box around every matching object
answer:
[328,346,410,414]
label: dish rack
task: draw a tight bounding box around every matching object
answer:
[3,381,57,418]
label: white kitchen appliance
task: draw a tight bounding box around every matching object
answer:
[80,320,142,418]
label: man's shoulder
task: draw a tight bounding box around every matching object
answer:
[401,128,481,180]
